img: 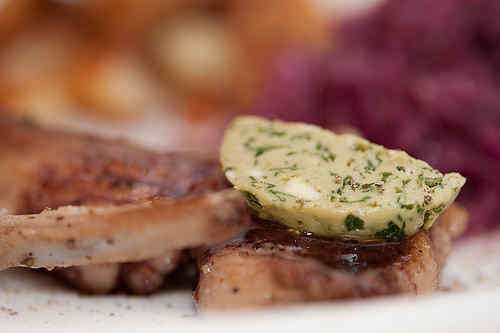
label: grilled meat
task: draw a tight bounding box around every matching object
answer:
[195,204,468,310]
[0,116,227,214]
[0,116,247,294]
[54,250,183,294]
[0,116,468,302]
[0,189,248,270]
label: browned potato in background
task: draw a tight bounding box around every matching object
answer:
[0,0,36,39]
[150,0,327,115]
[0,16,84,124]
[228,0,328,108]
[151,13,239,102]
[0,0,328,151]
[68,47,167,119]
[59,0,188,42]
[228,0,327,75]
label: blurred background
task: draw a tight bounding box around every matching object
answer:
[0,0,498,234]
[0,0,337,147]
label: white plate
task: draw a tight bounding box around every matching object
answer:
[2,1,498,331]
[1,231,500,333]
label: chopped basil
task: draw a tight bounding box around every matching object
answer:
[222,116,465,239]
[244,137,288,160]
[354,142,370,152]
[241,191,263,210]
[432,204,446,214]
[290,133,312,141]
[342,175,353,188]
[268,189,296,202]
[400,203,414,210]
[257,126,286,137]
[360,182,384,193]
[269,164,298,176]
[315,142,336,162]
[254,145,287,158]
[344,214,365,231]
[338,195,371,203]
[423,210,434,224]
[425,177,443,188]
[381,172,393,182]
[375,221,406,241]
[417,174,424,186]
[365,159,376,172]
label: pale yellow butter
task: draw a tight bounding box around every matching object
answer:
[221,116,466,240]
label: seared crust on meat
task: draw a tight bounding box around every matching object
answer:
[0,116,468,300]
[0,116,236,294]
[0,116,227,214]
[195,205,468,310]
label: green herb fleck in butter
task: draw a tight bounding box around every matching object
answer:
[220,116,466,240]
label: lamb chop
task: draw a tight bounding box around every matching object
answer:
[0,115,467,306]
[195,204,467,310]
[194,116,467,310]
[0,116,227,213]
[0,116,248,294]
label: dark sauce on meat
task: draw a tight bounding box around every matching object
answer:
[205,219,409,274]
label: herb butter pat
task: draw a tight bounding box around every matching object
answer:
[220,116,466,240]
